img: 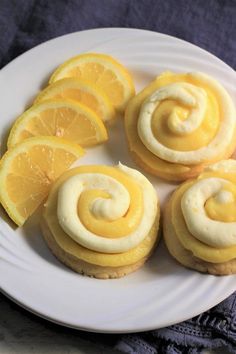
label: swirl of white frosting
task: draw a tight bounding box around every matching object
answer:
[137,72,235,164]
[57,163,157,253]
[181,177,236,247]
[205,159,236,173]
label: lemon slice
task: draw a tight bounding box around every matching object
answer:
[0,136,84,226]
[7,99,108,148]
[34,78,115,122]
[49,53,135,112]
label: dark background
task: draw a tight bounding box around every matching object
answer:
[0,0,236,70]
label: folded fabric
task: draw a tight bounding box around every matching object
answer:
[0,0,236,353]
[114,292,236,353]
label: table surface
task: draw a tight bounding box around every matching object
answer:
[0,293,121,354]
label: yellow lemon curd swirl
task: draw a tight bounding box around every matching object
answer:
[171,160,236,263]
[125,71,236,179]
[44,164,158,259]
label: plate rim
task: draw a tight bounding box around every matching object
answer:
[0,27,236,334]
[1,27,235,75]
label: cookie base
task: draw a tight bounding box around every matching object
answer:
[41,216,160,279]
[163,201,236,275]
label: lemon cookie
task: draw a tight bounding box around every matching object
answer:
[164,160,236,275]
[41,164,160,279]
[125,71,236,181]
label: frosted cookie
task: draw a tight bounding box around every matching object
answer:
[41,163,160,279]
[164,160,236,275]
[125,71,236,181]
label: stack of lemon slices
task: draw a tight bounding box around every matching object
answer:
[0,53,135,226]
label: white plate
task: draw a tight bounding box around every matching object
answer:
[0,28,236,333]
